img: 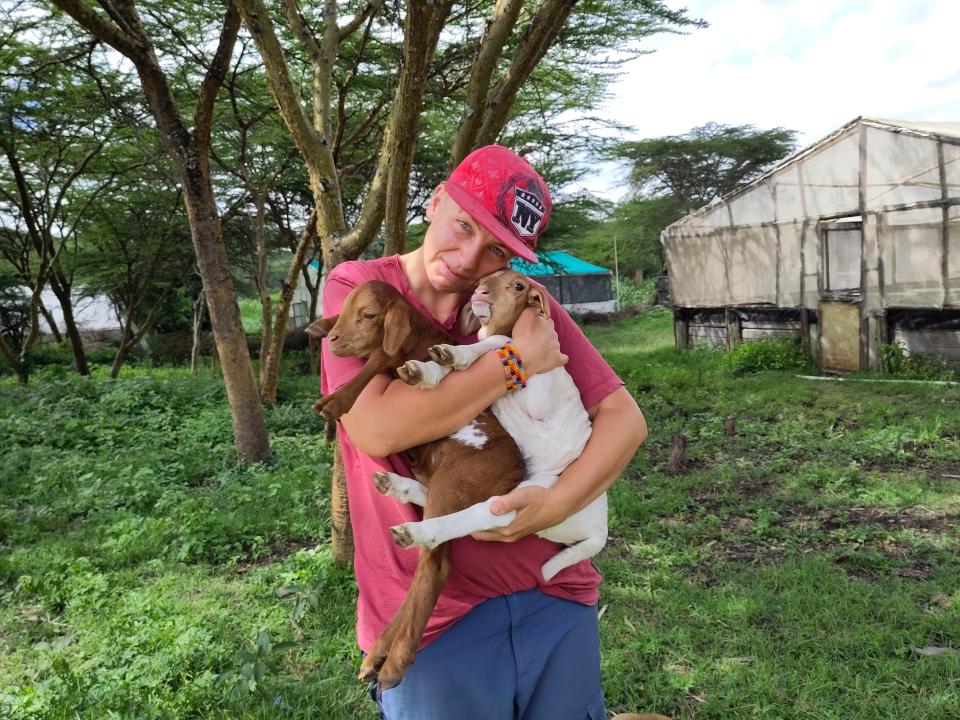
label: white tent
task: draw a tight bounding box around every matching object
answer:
[663,117,960,371]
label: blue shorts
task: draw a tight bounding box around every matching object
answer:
[367,589,605,720]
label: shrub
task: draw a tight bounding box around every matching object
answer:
[725,337,811,375]
[614,276,655,309]
[877,342,958,382]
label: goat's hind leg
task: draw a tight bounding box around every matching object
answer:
[539,531,607,582]
[391,498,516,549]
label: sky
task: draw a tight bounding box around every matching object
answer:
[582,0,960,199]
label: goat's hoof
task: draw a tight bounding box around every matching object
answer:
[313,394,345,421]
[358,654,380,682]
[397,361,422,385]
[390,524,415,548]
[428,344,455,367]
[373,472,392,495]
[377,673,402,691]
[377,653,411,691]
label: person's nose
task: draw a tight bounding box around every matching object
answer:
[460,236,484,273]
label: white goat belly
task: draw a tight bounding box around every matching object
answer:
[491,368,590,477]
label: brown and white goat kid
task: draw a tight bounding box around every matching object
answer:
[390,269,607,582]
[306,280,525,690]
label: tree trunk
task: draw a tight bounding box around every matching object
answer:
[260,210,317,405]
[381,0,448,256]
[191,289,206,374]
[0,333,27,385]
[110,317,135,379]
[38,300,63,343]
[253,189,274,388]
[665,433,688,475]
[47,277,89,376]
[182,162,271,463]
[330,441,354,565]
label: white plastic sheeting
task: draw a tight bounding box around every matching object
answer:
[664,118,960,310]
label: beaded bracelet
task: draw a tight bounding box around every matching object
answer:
[495,341,527,392]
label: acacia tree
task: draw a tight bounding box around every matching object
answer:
[209,37,316,404]
[618,122,798,206]
[0,12,127,380]
[74,160,196,378]
[50,0,271,462]
[235,0,699,561]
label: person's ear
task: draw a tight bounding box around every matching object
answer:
[425,185,445,222]
[382,303,412,356]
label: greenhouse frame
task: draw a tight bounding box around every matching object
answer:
[662,117,960,371]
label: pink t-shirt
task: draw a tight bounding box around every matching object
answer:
[320,255,624,652]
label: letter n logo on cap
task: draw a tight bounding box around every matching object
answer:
[511,187,545,237]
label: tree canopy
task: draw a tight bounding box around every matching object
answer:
[618,122,798,206]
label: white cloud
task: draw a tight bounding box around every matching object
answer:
[580,0,960,199]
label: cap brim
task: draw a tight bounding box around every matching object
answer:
[444,182,539,263]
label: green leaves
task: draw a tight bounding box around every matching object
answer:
[216,627,297,699]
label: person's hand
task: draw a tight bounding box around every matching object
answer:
[511,307,567,377]
[471,484,568,543]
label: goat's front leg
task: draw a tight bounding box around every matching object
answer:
[396,359,452,389]
[313,349,396,421]
[373,471,427,506]
[428,335,511,370]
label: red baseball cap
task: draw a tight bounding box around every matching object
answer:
[443,145,552,263]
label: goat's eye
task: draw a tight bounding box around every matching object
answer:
[362,312,377,320]
[513,282,525,292]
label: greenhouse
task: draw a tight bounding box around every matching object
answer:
[662,117,960,371]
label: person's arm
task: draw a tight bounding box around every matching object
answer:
[471,386,647,542]
[340,307,567,457]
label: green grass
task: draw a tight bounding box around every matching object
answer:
[1,313,959,719]
[238,292,282,335]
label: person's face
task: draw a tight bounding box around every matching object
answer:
[421,187,514,294]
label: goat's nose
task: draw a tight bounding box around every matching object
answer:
[327,331,339,342]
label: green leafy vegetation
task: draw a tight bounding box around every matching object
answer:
[724,338,814,375]
[2,316,959,719]
[877,342,959,383]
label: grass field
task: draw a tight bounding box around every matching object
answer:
[1,309,958,719]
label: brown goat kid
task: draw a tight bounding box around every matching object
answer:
[306,280,525,690]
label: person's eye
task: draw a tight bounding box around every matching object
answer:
[491,246,506,258]
[457,220,471,232]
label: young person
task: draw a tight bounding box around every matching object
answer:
[320,145,648,720]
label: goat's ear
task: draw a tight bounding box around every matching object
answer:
[306,314,339,338]
[527,287,550,320]
[458,302,481,336]
[382,303,411,356]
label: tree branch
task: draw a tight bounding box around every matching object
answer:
[474,0,578,148]
[337,0,382,42]
[449,0,522,168]
[52,0,142,59]
[195,0,241,152]
[279,0,322,66]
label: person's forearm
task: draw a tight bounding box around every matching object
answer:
[551,393,647,516]
[341,351,509,456]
